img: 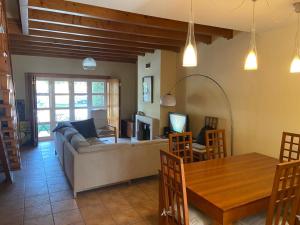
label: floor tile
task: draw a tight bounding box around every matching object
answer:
[111,208,143,225]
[0,141,160,225]
[51,199,78,213]
[0,213,23,225]
[53,209,84,225]
[50,190,74,203]
[24,214,54,225]
[25,194,50,208]
[48,182,70,193]
[79,205,108,221]
[24,203,52,219]
[76,192,102,208]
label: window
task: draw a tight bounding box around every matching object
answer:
[92,82,105,108]
[36,78,106,139]
[36,80,51,138]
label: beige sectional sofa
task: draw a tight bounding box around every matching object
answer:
[54,129,168,197]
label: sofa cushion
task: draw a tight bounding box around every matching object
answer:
[64,127,79,141]
[86,137,104,146]
[77,143,129,154]
[70,133,90,150]
[71,118,98,138]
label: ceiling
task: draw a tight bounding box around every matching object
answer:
[70,0,297,32]
[5,0,296,64]
[6,0,235,63]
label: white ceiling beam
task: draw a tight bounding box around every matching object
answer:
[19,0,29,35]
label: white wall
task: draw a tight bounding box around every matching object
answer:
[176,22,300,158]
[137,50,178,134]
[11,55,137,120]
[137,50,161,120]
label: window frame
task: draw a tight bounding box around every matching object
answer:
[36,77,107,140]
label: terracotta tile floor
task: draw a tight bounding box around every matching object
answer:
[0,141,159,225]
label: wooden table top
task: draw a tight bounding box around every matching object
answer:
[184,153,279,212]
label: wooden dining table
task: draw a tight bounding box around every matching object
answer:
[184,152,279,225]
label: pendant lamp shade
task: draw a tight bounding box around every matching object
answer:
[244,42,258,70]
[290,54,300,73]
[183,22,198,67]
[183,0,197,67]
[83,57,97,71]
[290,5,300,74]
[244,0,258,71]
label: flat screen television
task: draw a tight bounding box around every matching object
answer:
[169,112,189,133]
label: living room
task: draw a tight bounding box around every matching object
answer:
[1,0,300,225]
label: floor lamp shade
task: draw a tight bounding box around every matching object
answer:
[160,93,176,107]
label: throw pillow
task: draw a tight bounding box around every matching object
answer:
[196,126,214,145]
[71,118,98,138]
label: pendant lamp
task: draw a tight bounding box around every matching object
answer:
[183,0,198,67]
[290,2,300,74]
[244,0,258,71]
[82,57,97,71]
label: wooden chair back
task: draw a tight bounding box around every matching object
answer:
[160,150,189,225]
[279,132,300,163]
[266,160,300,225]
[169,132,193,163]
[205,129,227,160]
[204,116,218,129]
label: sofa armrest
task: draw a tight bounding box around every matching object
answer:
[63,142,79,197]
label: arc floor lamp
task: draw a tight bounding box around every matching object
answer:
[160,74,234,156]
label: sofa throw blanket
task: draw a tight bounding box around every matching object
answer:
[52,122,72,132]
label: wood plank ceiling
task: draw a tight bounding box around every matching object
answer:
[8,0,234,64]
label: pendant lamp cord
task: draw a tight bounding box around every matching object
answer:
[295,13,300,54]
[252,0,256,32]
[250,0,256,49]
[190,0,193,22]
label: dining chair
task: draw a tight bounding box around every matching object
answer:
[159,150,211,225]
[236,160,300,225]
[169,132,193,163]
[192,116,219,161]
[205,129,227,160]
[279,132,300,163]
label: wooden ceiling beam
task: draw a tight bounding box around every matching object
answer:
[9,42,139,58]
[7,19,183,52]
[9,35,145,55]
[11,51,137,63]
[8,32,155,53]
[28,0,234,39]
[10,46,137,59]
[28,21,194,46]
[8,20,164,52]
[28,9,212,43]
[29,29,180,52]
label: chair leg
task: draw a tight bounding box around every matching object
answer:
[158,171,166,225]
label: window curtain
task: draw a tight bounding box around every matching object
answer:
[107,79,120,136]
[25,74,38,147]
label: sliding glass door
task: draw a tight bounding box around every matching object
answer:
[36,78,106,140]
